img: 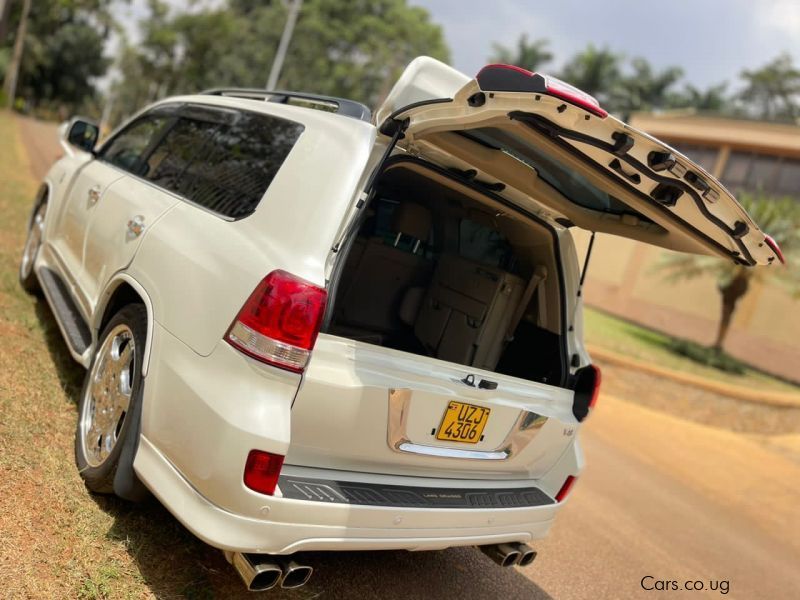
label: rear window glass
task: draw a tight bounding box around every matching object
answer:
[144,109,304,219]
[459,218,514,270]
[460,127,650,220]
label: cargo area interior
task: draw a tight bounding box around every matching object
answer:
[327,160,566,386]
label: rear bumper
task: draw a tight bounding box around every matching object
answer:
[135,321,582,554]
[135,435,574,554]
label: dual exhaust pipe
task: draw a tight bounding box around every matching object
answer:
[228,542,531,589]
[225,551,313,591]
[479,542,537,568]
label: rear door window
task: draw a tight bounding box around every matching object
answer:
[100,114,171,174]
[143,106,305,219]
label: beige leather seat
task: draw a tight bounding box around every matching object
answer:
[414,255,525,371]
[336,203,433,335]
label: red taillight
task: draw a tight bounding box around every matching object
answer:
[542,75,608,118]
[555,475,577,503]
[476,63,608,118]
[226,270,328,372]
[243,450,285,496]
[588,364,602,410]
[764,234,785,265]
[572,364,602,421]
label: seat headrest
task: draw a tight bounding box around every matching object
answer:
[392,203,432,240]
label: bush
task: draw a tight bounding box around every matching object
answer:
[667,339,747,374]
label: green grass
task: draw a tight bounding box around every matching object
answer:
[583,307,800,393]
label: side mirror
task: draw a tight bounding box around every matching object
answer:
[65,118,99,153]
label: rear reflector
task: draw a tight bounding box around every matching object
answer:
[243,450,285,496]
[476,64,608,118]
[226,270,328,373]
[764,234,785,265]
[572,364,602,421]
[555,475,577,503]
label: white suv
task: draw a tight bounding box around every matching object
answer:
[20,57,780,591]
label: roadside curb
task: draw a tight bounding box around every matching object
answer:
[587,344,800,408]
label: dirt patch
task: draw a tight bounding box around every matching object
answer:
[597,359,800,435]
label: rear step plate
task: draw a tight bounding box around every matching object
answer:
[278,475,554,508]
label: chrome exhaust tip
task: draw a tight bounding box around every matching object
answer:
[225,551,283,591]
[479,543,522,567]
[514,543,538,567]
[278,558,313,589]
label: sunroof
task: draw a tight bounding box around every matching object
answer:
[459,127,651,221]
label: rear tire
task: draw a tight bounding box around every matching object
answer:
[75,304,149,501]
[19,200,46,294]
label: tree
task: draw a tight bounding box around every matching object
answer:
[489,35,552,72]
[111,0,450,124]
[656,194,800,353]
[668,82,729,112]
[614,57,683,114]
[739,53,800,121]
[558,44,623,106]
[1,0,119,112]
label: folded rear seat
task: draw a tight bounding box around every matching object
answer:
[414,255,525,371]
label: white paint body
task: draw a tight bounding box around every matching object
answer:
[30,57,773,555]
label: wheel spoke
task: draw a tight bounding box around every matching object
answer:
[79,323,136,468]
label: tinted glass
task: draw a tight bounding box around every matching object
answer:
[179,111,304,218]
[721,151,750,188]
[721,151,800,199]
[101,116,169,174]
[144,118,218,192]
[460,128,648,220]
[459,219,513,270]
[671,143,719,173]
[749,154,780,192]
[777,158,800,196]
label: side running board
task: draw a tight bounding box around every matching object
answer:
[38,267,92,356]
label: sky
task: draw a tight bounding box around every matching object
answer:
[119,0,800,90]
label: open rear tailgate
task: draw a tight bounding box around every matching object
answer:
[374,58,782,267]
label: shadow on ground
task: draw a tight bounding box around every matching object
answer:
[34,298,552,599]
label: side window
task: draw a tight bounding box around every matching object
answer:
[100,115,170,174]
[180,111,305,218]
[144,118,219,193]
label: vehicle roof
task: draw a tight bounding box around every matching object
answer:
[149,93,375,131]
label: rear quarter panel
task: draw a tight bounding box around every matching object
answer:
[127,107,377,357]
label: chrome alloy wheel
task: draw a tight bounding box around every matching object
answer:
[20,202,46,279]
[79,325,136,467]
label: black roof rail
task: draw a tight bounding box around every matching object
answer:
[200,88,372,122]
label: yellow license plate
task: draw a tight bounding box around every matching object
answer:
[436,401,490,444]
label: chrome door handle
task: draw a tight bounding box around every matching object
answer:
[87,185,101,204]
[126,215,145,238]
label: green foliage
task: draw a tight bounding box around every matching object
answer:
[1,0,119,114]
[557,44,623,105]
[490,35,552,72]
[657,194,800,293]
[667,339,746,374]
[739,53,800,121]
[110,0,449,125]
[656,193,800,352]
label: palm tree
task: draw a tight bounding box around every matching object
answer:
[672,82,729,112]
[489,35,553,72]
[558,44,622,105]
[656,194,800,352]
[739,54,800,121]
[615,57,683,114]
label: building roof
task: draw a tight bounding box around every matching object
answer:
[629,110,800,156]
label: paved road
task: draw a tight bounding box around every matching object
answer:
[17,116,800,599]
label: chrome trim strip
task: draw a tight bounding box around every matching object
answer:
[397,442,508,461]
[387,388,548,461]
